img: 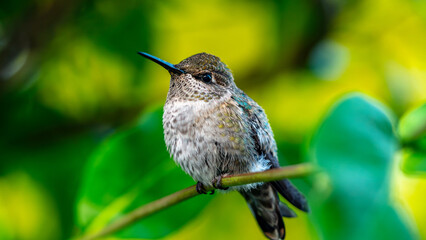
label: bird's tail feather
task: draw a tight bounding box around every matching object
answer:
[271,179,309,212]
[239,183,285,240]
[278,201,297,218]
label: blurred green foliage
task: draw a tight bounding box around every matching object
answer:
[399,103,426,175]
[1,0,425,240]
[310,94,413,239]
[77,108,211,238]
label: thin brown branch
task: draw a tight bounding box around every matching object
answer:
[79,162,316,240]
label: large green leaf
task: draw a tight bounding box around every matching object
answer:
[309,94,416,239]
[76,107,211,238]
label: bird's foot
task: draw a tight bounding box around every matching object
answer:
[196,181,215,195]
[212,175,229,190]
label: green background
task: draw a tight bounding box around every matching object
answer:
[1,0,425,239]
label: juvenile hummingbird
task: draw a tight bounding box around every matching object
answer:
[138,52,309,240]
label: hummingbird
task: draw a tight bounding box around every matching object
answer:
[138,52,309,240]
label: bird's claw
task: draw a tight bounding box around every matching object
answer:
[212,175,229,190]
[196,182,215,195]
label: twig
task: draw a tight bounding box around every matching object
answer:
[79,162,316,240]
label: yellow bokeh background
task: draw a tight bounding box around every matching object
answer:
[1,0,425,239]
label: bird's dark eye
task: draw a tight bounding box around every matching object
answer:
[197,73,213,83]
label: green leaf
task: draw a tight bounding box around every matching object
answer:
[398,103,426,142]
[309,93,415,240]
[76,107,211,238]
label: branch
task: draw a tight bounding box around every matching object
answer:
[79,162,316,240]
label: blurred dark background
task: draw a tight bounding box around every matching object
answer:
[1,0,425,239]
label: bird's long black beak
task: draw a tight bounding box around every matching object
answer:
[138,52,185,74]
